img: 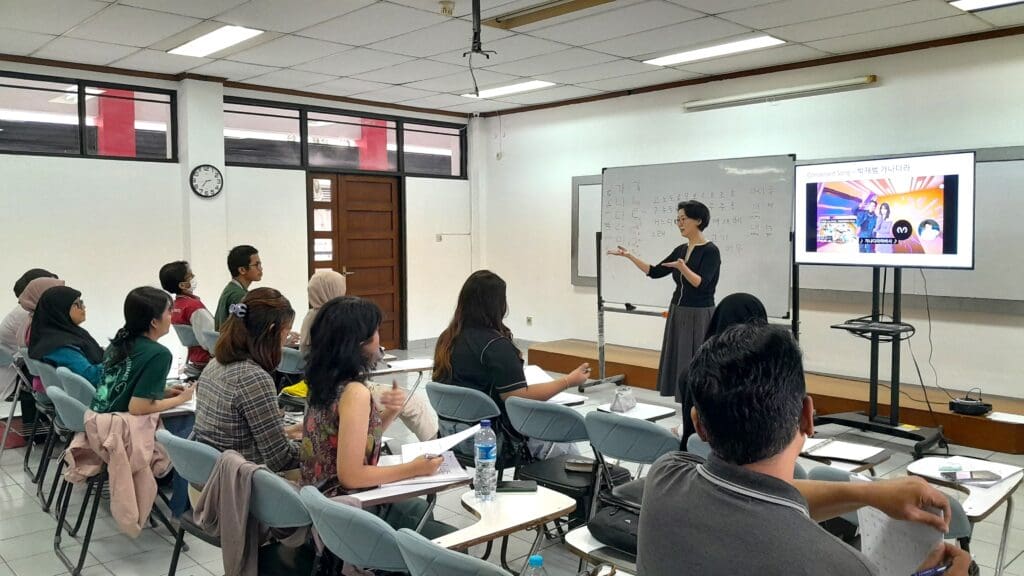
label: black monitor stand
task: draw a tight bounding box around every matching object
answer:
[816,267,944,458]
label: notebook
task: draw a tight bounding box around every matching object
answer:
[802,437,885,462]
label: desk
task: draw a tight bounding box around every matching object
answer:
[800,438,892,476]
[596,402,675,422]
[370,358,434,378]
[908,456,1023,576]
[549,391,586,407]
[565,525,636,574]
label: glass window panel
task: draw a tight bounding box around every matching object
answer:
[84,88,172,159]
[314,238,333,262]
[307,112,397,171]
[314,209,332,232]
[224,103,301,166]
[312,179,332,202]
[0,77,81,154]
[403,123,463,176]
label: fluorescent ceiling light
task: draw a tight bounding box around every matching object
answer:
[644,36,786,67]
[48,86,104,105]
[462,80,554,99]
[682,75,877,112]
[169,25,263,58]
[950,0,1024,10]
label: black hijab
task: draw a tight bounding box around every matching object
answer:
[28,286,104,363]
[704,293,768,342]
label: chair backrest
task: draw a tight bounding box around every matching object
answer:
[56,367,96,406]
[46,387,88,433]
[277,347,305,375]
[155,430,221,486]
[32,360,63,393]
[505,397,587,443]
[584,410,678,465]
[685,434,712,459]
[299,486,406,572]
[199,330,220,354]
[395,528,510,576]
[251,469,311,529]
[173,324,201,348]
[19,348,39,377]
[426,382,500,423]
[0,345,14,367]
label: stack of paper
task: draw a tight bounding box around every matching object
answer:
[378,425,479,488]
[802,437,885,462]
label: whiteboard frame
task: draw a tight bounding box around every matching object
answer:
[571,174,602,287]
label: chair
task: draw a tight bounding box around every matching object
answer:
[156,430,221,576]
[425,382,505,472]
[299,486,407,573]
[276,347,305,391]
[48,387,106,576]
[0,346,33,463]
[395,528,511,576]
[18,350,55,485]
[250,470,316,575]
[22,356,69,509]
[199,330,220,354]
[55,367,96,407]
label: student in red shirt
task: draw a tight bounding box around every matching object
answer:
[160,261,214,380]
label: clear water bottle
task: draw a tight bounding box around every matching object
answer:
[523,555,547,575]
[474,419,498,502]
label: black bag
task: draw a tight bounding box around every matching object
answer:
[588,502,640,555]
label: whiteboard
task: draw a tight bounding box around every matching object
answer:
[798,159,1024,300]
[600,155,795,317]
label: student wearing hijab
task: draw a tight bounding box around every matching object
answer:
[1,269,58,426]
[28,286,104,387]
[678,293,768,448]
[15,276,66,349]
[300,270,438,441]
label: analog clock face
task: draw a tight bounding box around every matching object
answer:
[190,164,223,198]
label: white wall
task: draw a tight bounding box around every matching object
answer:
[471,35,1024,398]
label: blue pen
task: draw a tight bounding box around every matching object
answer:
[911,564,950,576]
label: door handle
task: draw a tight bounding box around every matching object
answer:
[341,266,355,276]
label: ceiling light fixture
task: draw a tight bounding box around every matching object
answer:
[483,0,615,29]
[949,0,1024,10]
[682,75,878,112]
[462,80,554,99]
[644,35,786,67]
[169,25,263,58]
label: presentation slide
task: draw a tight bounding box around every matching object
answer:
[795,152,975,269]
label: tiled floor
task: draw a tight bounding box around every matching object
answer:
[2,346,1024,576]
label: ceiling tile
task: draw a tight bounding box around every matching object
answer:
[530,1,703,46]
[767,0,964,43]
[405,69,523,93]
[805,15,992,54]
[442,99,519,113]
[295,48,415,76]
[430,34,569,67]
[577,67,702,91]
[664,0,775,13]
[32,37,138,65]
[299,3,448,46]
[120,0,247,19]
[485,47,617,76]
[110,49,211,74]
[228,36,351,68]
[719,0,905,30]
[350,85,439,103]
[0,0,107,35]
[536,59,660,84]
[244,69,337,89]
[65,5,201,47]
[307,77,393,96]
[973,3,1024,27]
[586,16,751,58]
[187,60,279,81]
[367,19,512,58]
[216,0,375,33]
[398,93,472,108]
[354,59,467,84]
[676,43,830,74]
[0,29,56,55]
[498,85,604,105]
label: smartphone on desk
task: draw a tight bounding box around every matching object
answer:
[940,470,1001,483]
[496,480,538,493]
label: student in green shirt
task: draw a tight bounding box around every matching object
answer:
[91,287,195,415]
[214,245,262,330]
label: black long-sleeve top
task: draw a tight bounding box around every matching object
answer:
[647,242,722,308]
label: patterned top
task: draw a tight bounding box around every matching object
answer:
[193,359,298,472]
[300,382,384,495]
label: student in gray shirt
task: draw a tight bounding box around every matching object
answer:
[637,323,971,576]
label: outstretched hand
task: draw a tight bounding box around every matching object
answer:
[607,245,630,257]
[661,259,688,272]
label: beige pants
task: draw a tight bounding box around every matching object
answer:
[368,382,439,441]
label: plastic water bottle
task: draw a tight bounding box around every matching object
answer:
[474,419,497,502]
[523,555,547,575]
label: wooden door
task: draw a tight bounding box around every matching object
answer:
[308,173,403,349]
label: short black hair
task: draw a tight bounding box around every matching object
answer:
[227,245,259,277]
[688,323,805,465]
[14,269,57,298]
[677,200,710,231]
[159,261,190,294]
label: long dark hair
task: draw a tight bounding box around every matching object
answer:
[107,287,172,367]
[215,287,294,372]
[433,270,518,381]
[305,297,381,409]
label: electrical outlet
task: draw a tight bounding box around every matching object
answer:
[526,316,533,326]
[435,234,443,242]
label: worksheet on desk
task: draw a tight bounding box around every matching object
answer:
[856,476,942,576]
[401,424,480,461]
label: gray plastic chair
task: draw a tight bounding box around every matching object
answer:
[0,346,32,463]
[584,410,678,466]
[395,528,511,576]
[17,349,55,484]
[807,465,861,525]
[425,382,502,467]
[277,347,305,375]
[299,486,406,572]
[199,330,220,354]
[24,356,70,509]
[505,396,587,443]
[156,430,222,576]
[55,367,96,407]
[173,324,201,348]
[252,469,311,529]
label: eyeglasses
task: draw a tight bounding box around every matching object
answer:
[246,261,263,269]
[675,216,691,224]
[73,300,85,309]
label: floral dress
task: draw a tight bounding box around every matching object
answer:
[300,382,384,496]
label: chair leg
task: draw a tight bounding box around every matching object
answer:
[23,410,43,477]
[0,385,19,462]
[43,454,67,513]
[70,481,95,536]
[479,540,493,561]
[35,427,59,503]
[72,475,106,575]
[53,477,74,556]
[167,525,186,576]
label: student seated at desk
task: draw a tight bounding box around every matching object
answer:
[638,323,971,576]
[433,270,590,460]
[1,269,58,420]
[301,297,442,496]
[159,260,213,379]
[16,276,65,349]
[214,245,261,330]
[194,288,301,474]
[29,286,104,387]
[300,269,438,441]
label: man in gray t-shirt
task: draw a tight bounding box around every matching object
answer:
[637,324,971,576]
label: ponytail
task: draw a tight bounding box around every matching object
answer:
[106,287,172,367]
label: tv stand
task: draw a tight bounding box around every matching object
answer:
[814,267,945,458]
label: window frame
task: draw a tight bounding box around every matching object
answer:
[223,100,304,169]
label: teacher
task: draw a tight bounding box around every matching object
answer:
[608,200,721,402]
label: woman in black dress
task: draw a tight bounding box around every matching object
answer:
[608,200,721,403]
